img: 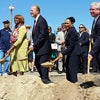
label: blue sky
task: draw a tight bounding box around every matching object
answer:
[0,0,99,32]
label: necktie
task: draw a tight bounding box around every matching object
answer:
[33,20,36,30]
[92,19,95,30]
[32,20,36,33]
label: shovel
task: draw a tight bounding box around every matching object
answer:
[18,48,32,61]
[41,56,61,68]
[81,41,94,82]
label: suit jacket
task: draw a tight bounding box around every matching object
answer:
[32,15,51,56]
[49,33,55,43]
[79,32,89,54]
[91,16,100,41]
[62,26,80,56]
[90,16,100,56]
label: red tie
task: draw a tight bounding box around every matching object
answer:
[33,20,36,30]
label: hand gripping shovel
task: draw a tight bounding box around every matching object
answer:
[18,48,32,61]
[41,56,61,68]
[0,55,8,64]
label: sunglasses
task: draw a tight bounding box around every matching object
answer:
[79,27,84,29]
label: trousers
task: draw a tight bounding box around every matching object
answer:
[0,50,10,74]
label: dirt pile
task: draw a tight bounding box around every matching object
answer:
[0,75,54,100]
[0,75,100,100]
[54,80,83,100]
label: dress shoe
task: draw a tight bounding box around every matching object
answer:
[62,69,66,73]
[41,79,53,84]
[57,70,62,74]
[20,72,24,75]
[13,72,17,76]
[82,71,87,74]
[7,72,13,75]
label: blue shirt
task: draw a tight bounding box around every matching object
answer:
[0,28,12,53]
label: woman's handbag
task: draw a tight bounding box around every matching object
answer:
[10,27,19,43]
[10,35,17,43]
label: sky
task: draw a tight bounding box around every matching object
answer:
[0,0,99,32]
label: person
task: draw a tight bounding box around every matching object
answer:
[48,26,56,60]
[48,26,57,72]
[56,26,65,74]
[48,26,55,43]
[78,24,89,74]
[61,23,67,73]
[30,5,52,84]
[88,2,100,73]
[58,17,80,83]
[26,25,36,73]
[6,15,28,76]
[0,20,12,75]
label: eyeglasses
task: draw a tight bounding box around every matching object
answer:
[89,8,99,11]
[79,27,84,29]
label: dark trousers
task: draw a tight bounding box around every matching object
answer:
[66,54,79,83]
[80,52,88,73]
[92,54,99,71]
[97,52,100,72]
[35,54,50,80]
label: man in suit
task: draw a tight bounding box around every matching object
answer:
[78,24,89,74]
[30,5,52,84]
[88,2,100,73]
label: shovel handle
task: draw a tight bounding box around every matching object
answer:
[88,59,90,74]
[26,48,32,56]
[3,55,8,60]
[87,41,92,74]
[89,41,92,53]
[51,56,61,63]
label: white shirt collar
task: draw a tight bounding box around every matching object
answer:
[35,14,40,22]
[94,15,100,22]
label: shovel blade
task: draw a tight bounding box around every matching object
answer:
[41,61,54,68]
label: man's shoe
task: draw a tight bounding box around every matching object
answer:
[62,69,66,73]
[41,79,52,84]
[57,70,62,74]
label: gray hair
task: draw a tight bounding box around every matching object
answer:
[32,5,40,13]
[90,2,100,9]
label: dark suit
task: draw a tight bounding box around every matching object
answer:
[62,26,80,83]
[32,15,51,80]
[49,33,55,43]
[79,32,89,74]
[90,16,100,72]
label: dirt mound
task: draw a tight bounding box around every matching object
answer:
[0,75,54,100]
[0,75,100,100]
[54,80,83,100]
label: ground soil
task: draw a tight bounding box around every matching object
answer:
[0,72,100,100]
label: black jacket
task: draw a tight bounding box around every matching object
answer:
[32,15,51,56]
[90,16,100,56]
[62,26,80,56]
[79,32,89,54]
